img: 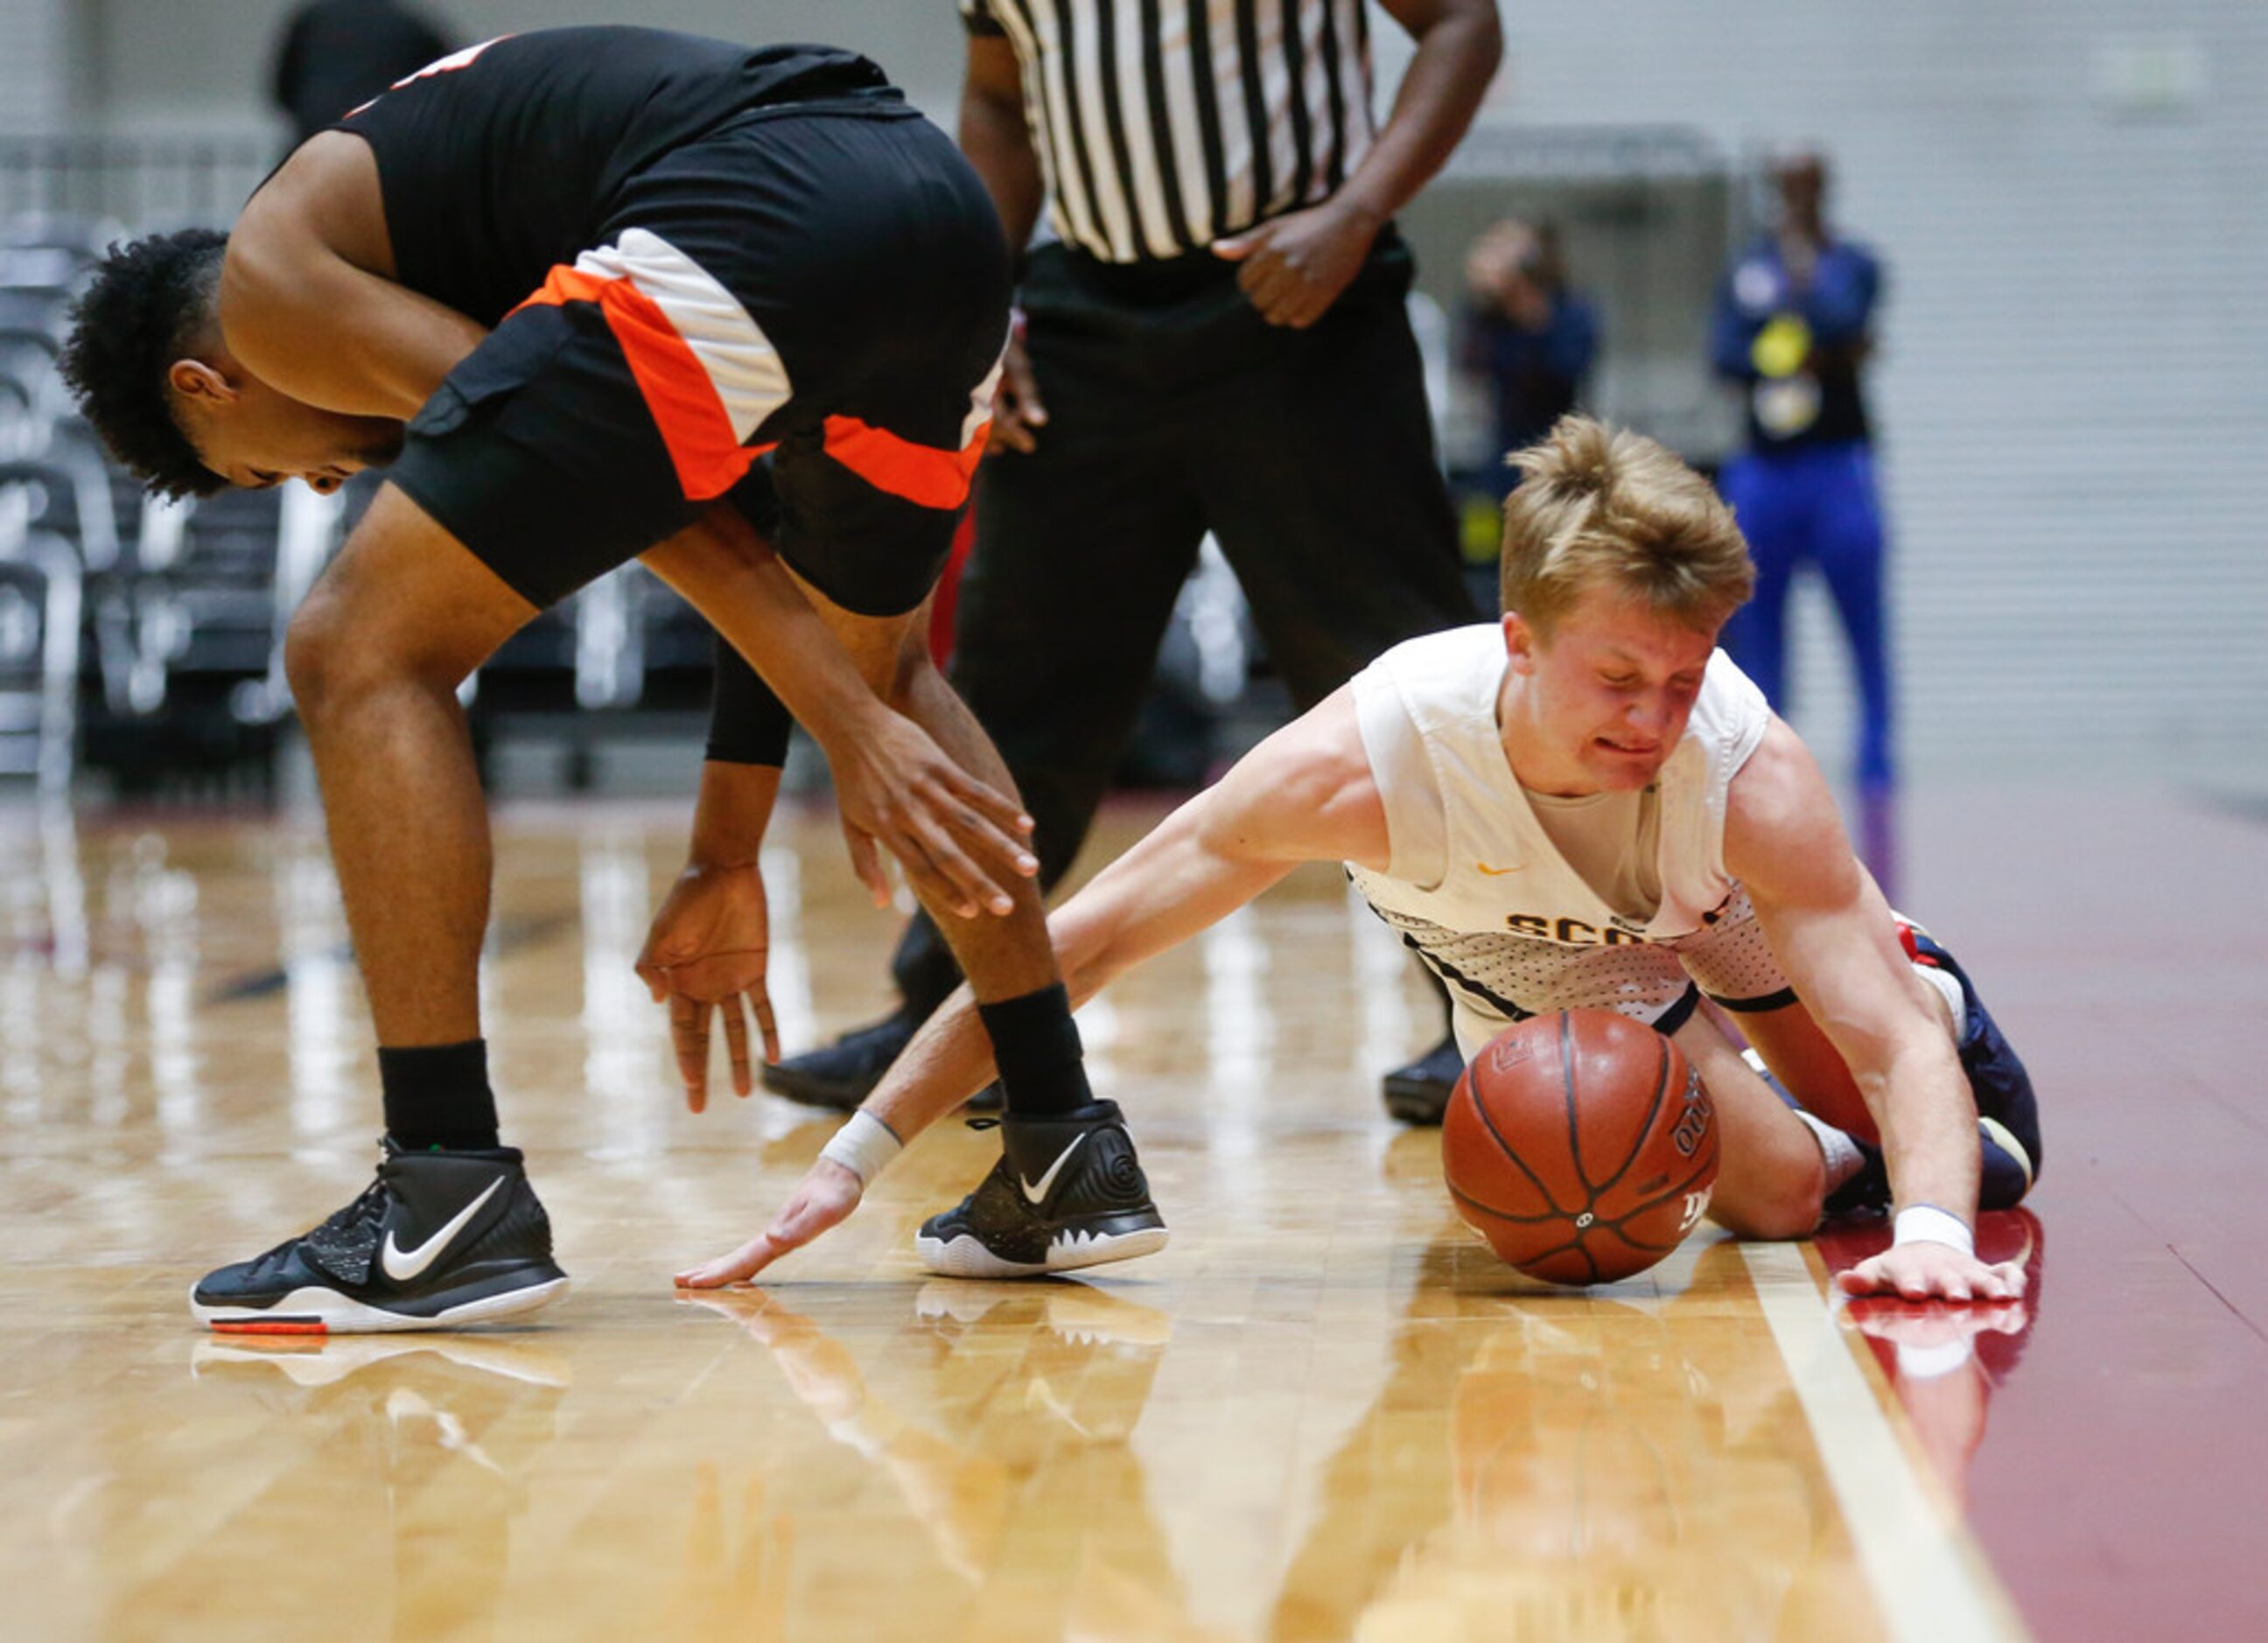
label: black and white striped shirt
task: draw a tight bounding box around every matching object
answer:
[962,0,1376,264]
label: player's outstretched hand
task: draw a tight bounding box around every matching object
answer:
[984,330,1046,455]
[1213,198,1381,328]
[829,707,1036,920]
[1835,1240,2028,1304]
[673,1160,864,1288]
[637,861,779,1111]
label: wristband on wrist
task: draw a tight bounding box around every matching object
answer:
[1892,1202,1975,1256]
[1896,1337,1977,1381]
[818,1109,902,1186]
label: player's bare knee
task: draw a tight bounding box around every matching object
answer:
[1717,1199,1810,1242]
[285,588,475,722]
[282,591,356,720]
[1718,1150,1826,1242]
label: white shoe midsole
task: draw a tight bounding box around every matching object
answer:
[189,1276,570,1334]
[915,1226,1168,1280]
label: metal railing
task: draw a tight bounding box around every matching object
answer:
[0,135,270,230]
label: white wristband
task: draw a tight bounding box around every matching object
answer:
[1896,1337,1977,1381]
[818,1110,902,1186]
[1893,1203,1975,1257]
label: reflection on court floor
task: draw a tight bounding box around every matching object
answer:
[3,789,2259,1638]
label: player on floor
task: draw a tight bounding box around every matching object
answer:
[60,27,1165,1332]
[679,416,2040,1301]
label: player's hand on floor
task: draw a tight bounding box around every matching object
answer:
[673,1160,864,1288]
[829,707,1036,919]
[636,861,780,1111]
[1213,198,1381,328]
[984,330,1046,455]
[1836,1239,2027,1304]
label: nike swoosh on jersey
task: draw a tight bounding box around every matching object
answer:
[1019,1134,1087,1206]
[1474,861,1527,876]
[381,1177,505,1283]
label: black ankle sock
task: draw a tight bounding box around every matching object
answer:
[379,1039,501,1151]
[976,984,1093,1118]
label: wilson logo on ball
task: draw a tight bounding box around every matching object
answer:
[1670,1073,1713,1159]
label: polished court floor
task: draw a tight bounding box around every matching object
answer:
[2,781,2262,1640]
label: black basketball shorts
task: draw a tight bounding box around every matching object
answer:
[387,108,1011,616]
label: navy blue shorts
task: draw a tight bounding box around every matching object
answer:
[1909,929,2043,1201]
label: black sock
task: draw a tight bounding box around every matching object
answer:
[378,1039,502,1152]
[977,984,1093,1118]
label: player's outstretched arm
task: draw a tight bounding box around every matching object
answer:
[673,688,1392,1287]
[1726,720,2022,1304]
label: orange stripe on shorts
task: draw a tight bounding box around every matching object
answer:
[821,415,990,513]
[514,265,766,501]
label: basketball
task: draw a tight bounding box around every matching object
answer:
[1443,1010,1720,1284]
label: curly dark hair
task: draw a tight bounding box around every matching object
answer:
[60,228,232,500]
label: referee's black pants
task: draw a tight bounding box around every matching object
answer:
[891,232,1474,1015]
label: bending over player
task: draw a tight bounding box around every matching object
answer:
[63,28,1164,1332]
[679,416,2040,1302]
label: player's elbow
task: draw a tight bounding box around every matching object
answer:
[1466,1,1507,68]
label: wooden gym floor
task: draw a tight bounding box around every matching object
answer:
[1,780,2261,1640]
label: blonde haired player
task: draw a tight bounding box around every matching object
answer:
[682,417,2039,1303]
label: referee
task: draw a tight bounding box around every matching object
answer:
[753,0,1502,1124]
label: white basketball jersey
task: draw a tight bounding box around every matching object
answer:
[1346,626,1778,1053]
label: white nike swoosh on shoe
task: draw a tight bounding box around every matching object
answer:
[1019,1134,1087,1206]
[381,1177,506,1283]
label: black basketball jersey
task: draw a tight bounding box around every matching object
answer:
[321,27,913,327]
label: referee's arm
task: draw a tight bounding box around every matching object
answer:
[1216,0,1502,328]
[1341,0,1505,228]
[958,33,1044,255]
[958,30,1051,451]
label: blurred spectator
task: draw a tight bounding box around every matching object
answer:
[1460,219,1599,492]
[1710,150,1893,809]
[270,0,453,147]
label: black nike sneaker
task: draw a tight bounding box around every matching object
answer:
[761,1008,1004,1112]
[760,1010,916,1109]
[1380,1033,1465,1126]
[189,1141,569,1334]
[916,1101,1168,1278]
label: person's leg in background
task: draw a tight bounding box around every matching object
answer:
[1809,439,1897,891]
[1189,248,1478,1123]
[762,256,1210,1109]
[1716,449,1804,717]
[1811,443,1893,789]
